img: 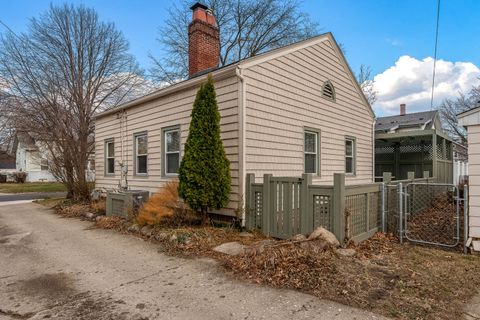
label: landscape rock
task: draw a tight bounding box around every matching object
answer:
[308,227,340,247]
[239,231,254,238]
[128,224,141,233]
[84,212,96,219]
[336,248,357,257]
[153,232,170,241]
[213,241,247,255]
[291,234,307,241]
[140,226,153,237]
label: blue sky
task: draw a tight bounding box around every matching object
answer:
[2,0,479,115]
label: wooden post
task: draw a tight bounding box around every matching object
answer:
[382,172,392,184]
[333,173,346,244]
[245,173,254,229]
[262,174,272,235]
[423,170,429,179]
[407,171,415,180]
[432,133,438,181]
[301,173,312,234]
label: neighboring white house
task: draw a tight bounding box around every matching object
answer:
[457,106,480,250]
[13,132,57,182]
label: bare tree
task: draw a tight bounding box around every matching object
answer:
[438,85,480,144]
[356,64,377,106]
[150,0,319,84]
[0,4,142,200]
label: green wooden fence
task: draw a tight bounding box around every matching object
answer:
[245,173,383,243]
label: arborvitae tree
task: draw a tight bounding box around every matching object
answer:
[178,75,231,218]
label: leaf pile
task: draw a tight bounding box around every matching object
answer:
[222,233,480,320]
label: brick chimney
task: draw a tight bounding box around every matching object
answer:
[400,103,406,115]
[188,2,220,77]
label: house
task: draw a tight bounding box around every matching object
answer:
[12,132,56,182]
[457,105,480,245]
[0,148,15,172]
[94,2,375,217]
[375,104,453,183]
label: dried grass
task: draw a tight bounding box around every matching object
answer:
[55,203,91,218]
[136,181,186,226]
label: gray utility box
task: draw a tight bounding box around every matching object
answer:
[106,190,150,218]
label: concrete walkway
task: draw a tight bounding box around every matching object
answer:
[0,203,388,320]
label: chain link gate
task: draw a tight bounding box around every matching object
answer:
[397,182,465,248]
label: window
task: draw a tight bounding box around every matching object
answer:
[322,80,335,100]
[345,138,355,174]
[304,131,318,174]
[105,140,115,174]
[40,159,49,171]
[164,127,180,175]
[135,133,148,175]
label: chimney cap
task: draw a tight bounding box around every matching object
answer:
[190,2,209,11]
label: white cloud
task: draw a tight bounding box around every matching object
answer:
[373,55,480,116]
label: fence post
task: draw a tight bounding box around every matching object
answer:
[464,185,469,254]
[381,182,386,232]
[333,173,346,244]
[407,171,415,180]
[245,173,254,229]
[398,182,403,243]
[382,172,392,184]
[423,171,430,179]
[301,173,312,235]
[262,174,272,236]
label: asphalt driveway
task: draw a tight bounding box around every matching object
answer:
[0,203,387,320]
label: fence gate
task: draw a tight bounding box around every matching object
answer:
[401,183,461,248]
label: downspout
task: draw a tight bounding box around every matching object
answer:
[236,66,246,225]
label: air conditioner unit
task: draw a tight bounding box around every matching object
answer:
[106,190,150,218]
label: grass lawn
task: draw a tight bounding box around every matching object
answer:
[0,182,67,193]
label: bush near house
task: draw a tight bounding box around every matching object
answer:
[12,171,27,183]
[178,75,231,219]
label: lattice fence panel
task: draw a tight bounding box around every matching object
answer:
[313,195,332,231]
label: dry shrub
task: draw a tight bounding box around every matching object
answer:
[137,181,186,226]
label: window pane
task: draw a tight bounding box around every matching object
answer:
[346,157,353,174]
[136,135,147,155]
[305,132,316,153]
[107,158,115,174]
[346,140,353,156]
[305,154,316,174]
[167,153,179,174]
[166,130,180,152]
[107,142,114,157]
[137,155,147,174]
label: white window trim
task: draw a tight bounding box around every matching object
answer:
[164,128,180,176]
[134,133,148,175]
[345,138,356,175]
[304,130,318,175]
[105,140,115,175]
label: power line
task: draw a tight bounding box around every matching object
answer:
[430,0,441,110]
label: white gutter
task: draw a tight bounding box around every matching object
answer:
[235,66,247,224]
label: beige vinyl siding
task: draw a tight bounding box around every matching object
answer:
[467,125,480,237]
[95,76,240,214]
[243,39,374,185]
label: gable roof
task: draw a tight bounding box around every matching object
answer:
[96,32,374,119]
[375,110,438,133]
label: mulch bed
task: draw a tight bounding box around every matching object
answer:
[221,233,480,320]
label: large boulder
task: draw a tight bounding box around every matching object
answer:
[308,227,340,247]
[213,241,247,255]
